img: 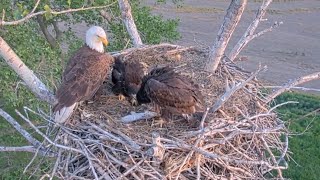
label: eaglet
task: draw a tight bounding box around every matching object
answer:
[111,55,148,105]
[136,66,204,126]
[53,26,114,124]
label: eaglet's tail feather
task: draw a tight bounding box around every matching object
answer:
[54,103,77,124]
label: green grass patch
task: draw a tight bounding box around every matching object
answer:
[274,92,320,180]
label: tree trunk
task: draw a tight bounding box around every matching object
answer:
[118,0,143,47]
[0,36,56,105]
[205,0,247,72]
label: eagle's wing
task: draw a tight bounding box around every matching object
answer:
[146,78,197,109]
[53,51,113,112]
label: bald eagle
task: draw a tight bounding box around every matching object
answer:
[111,56,148,105]
[53,26,114,124]
[136,66,204,125]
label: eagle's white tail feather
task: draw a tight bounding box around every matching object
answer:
[54,103,77,124]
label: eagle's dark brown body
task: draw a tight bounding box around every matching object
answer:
[111,56,147,104]
[53,45,113,113]
[137,66,204,120]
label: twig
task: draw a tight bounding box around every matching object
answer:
[0,146,40,153]
[0,108,42,148]
[264,86,320,92]
[266,71,320,103]
[15,110,82,153]
[0,2,116,26]
[229,0,281,61]
[210,65,266,113]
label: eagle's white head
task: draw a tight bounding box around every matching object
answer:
[85,26,109,53]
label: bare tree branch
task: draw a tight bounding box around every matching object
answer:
[118,0,143,47]
[0,36,56,104]
[0,108,42,148]
[0,2,116,26]
[0,146,39,153]
[205,0,247,72]
[229,0,283,61]
[266,71,320,103]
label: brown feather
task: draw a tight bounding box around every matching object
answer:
[53,45,113,112]
[137,66,204,117]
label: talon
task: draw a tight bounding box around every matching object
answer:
[118,94,126,101]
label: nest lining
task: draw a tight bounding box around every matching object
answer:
[48,46,287,179]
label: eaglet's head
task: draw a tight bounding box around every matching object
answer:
[85,26,108,53]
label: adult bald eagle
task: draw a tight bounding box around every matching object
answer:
[111,56,148,105]
[136,66,204,126]
[53,26,114,124]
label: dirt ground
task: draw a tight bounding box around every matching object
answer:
[142,0,320,92]
[65,0,319,92]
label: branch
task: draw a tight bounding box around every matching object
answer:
[121,111,158,123]
[118,0,143,47]
[205,0,247,72]
[210,65,266,113]
[0,108,42,148]
[0,3,116,26]
[266,71,320,103]
[0,146,39,153]
[229,0,282,61]
[0,36,55,104]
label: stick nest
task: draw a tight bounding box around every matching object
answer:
[46,45,288,179]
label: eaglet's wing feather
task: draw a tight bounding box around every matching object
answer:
[146,78,197,109]
[124,61,146,89]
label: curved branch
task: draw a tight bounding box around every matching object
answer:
[118,0,143,47]
[0,3,116,26]
[0,36,55,104]
[266,71,320,103]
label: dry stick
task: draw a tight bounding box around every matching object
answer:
[0,108,42,148]
[15,110,82,153]
[264,86,320,92]
[110,43,193,57]
[266,71,320,103]
[120,111,158,123]
[210,66,266,113]
[229,0,282,61]
[0,2,117,26]
[0,146,39,153]
[118,0,143,47]
[50,149,62,180]
[205,0,247,72]
[260,136,284,179]
[79,143,99,180]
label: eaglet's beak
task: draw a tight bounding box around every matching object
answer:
[99,37,109,46]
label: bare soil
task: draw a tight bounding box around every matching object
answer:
[142,0,320,91]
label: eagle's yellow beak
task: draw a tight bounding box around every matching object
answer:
[99,37,109,46]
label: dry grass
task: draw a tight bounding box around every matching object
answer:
[22,45,288,179]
